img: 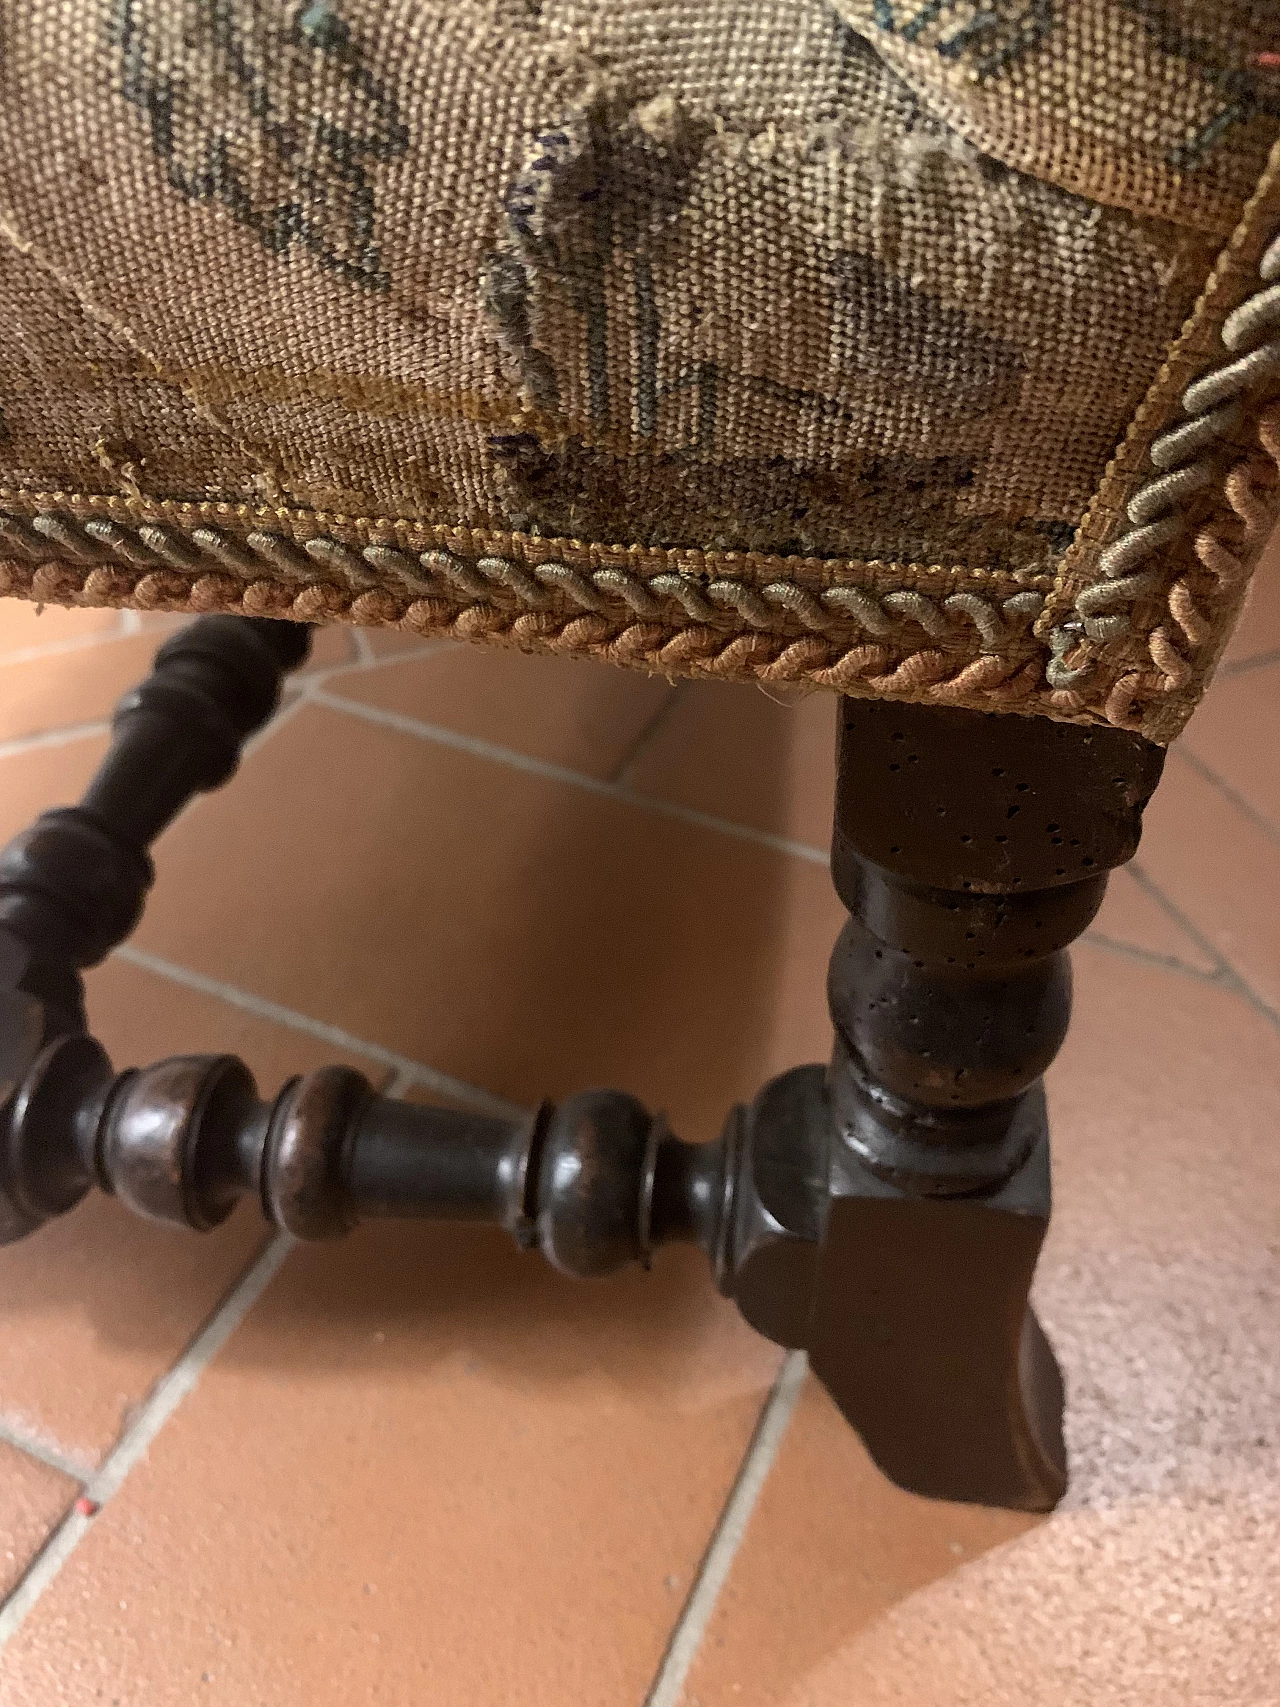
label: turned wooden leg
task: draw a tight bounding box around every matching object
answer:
[0,614,313,1241]
[806,697,1165,1509]
[0,614,311,978]
[0,615,1170,1513]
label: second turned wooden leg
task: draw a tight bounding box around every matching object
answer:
[806,696,1165,1508]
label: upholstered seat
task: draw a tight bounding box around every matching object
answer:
[2,2,1278,742]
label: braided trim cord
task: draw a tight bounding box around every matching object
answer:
[1045,220,1280,737]
[0,504,1052,678]
[0,519,1056,710]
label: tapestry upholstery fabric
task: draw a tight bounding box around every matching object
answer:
[1,2,1279,741]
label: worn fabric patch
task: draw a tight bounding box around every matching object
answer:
[1,1,1278,738]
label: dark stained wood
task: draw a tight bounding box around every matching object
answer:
[809,697,1165,1509]
[0,616,1172,1513]
[0,616,310,972]
[0,1042,735,1276]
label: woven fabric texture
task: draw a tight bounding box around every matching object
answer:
[1,2,1279,739]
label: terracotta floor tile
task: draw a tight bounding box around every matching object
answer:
[1180,661,1280,830]
[626,680,836,849]
[0,733,107,843]
[1222,527,1280,666]
[1,1225,780,1706]
[298,622,358,672]
[0,952,389,1470]
[682,1376,1036,1707]
[365,625,444,658]
[134,701,845,1136]
[684,945,1280,1706]
[0,632,164,744]
[82,954,393,1095]
[1137,747,1280,1015]
[0,724,389,1472]
[279,623,358,702]
[133,612,191,637]
[0,1442,77,1601]
[0,602,121,654]
[0,1189,251,1476]
[327,641,675,779]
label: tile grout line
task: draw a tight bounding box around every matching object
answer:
[608,681,688,787]
[139,644,1247,1073]
[241,683,309,760]
[1125,858,1280,1032]
[111,944,526,1121]
[1215,646,1280,679]
[8,619,1270,1674]
[308,686,830,866]
[0,621,181,755]
[0,1416,91,1486]
[0,720,109,761]
[0,611,828,1650]
[0,623,815,866]
[0,1232,295,1653]
[264,683,1280,1005]
[382,1063,416,1098]
[295,636,454,690]
[1124,859,1237,984]
[1,650,1251,1060]
[65,629,524,1109]
[143,690,309,830]
[1173,743,1280,851]
[1080,929,1223,986]
[643,1351,808,1707]
[0,629,143,670]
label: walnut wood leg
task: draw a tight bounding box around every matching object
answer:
[808,698,1165,1509]
[0,616,1168,1513]
[0,614,313,1239]
[0,613,311,982]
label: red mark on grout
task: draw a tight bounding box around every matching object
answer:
[1254,52,1280,67]
[74,1496,100,1518]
